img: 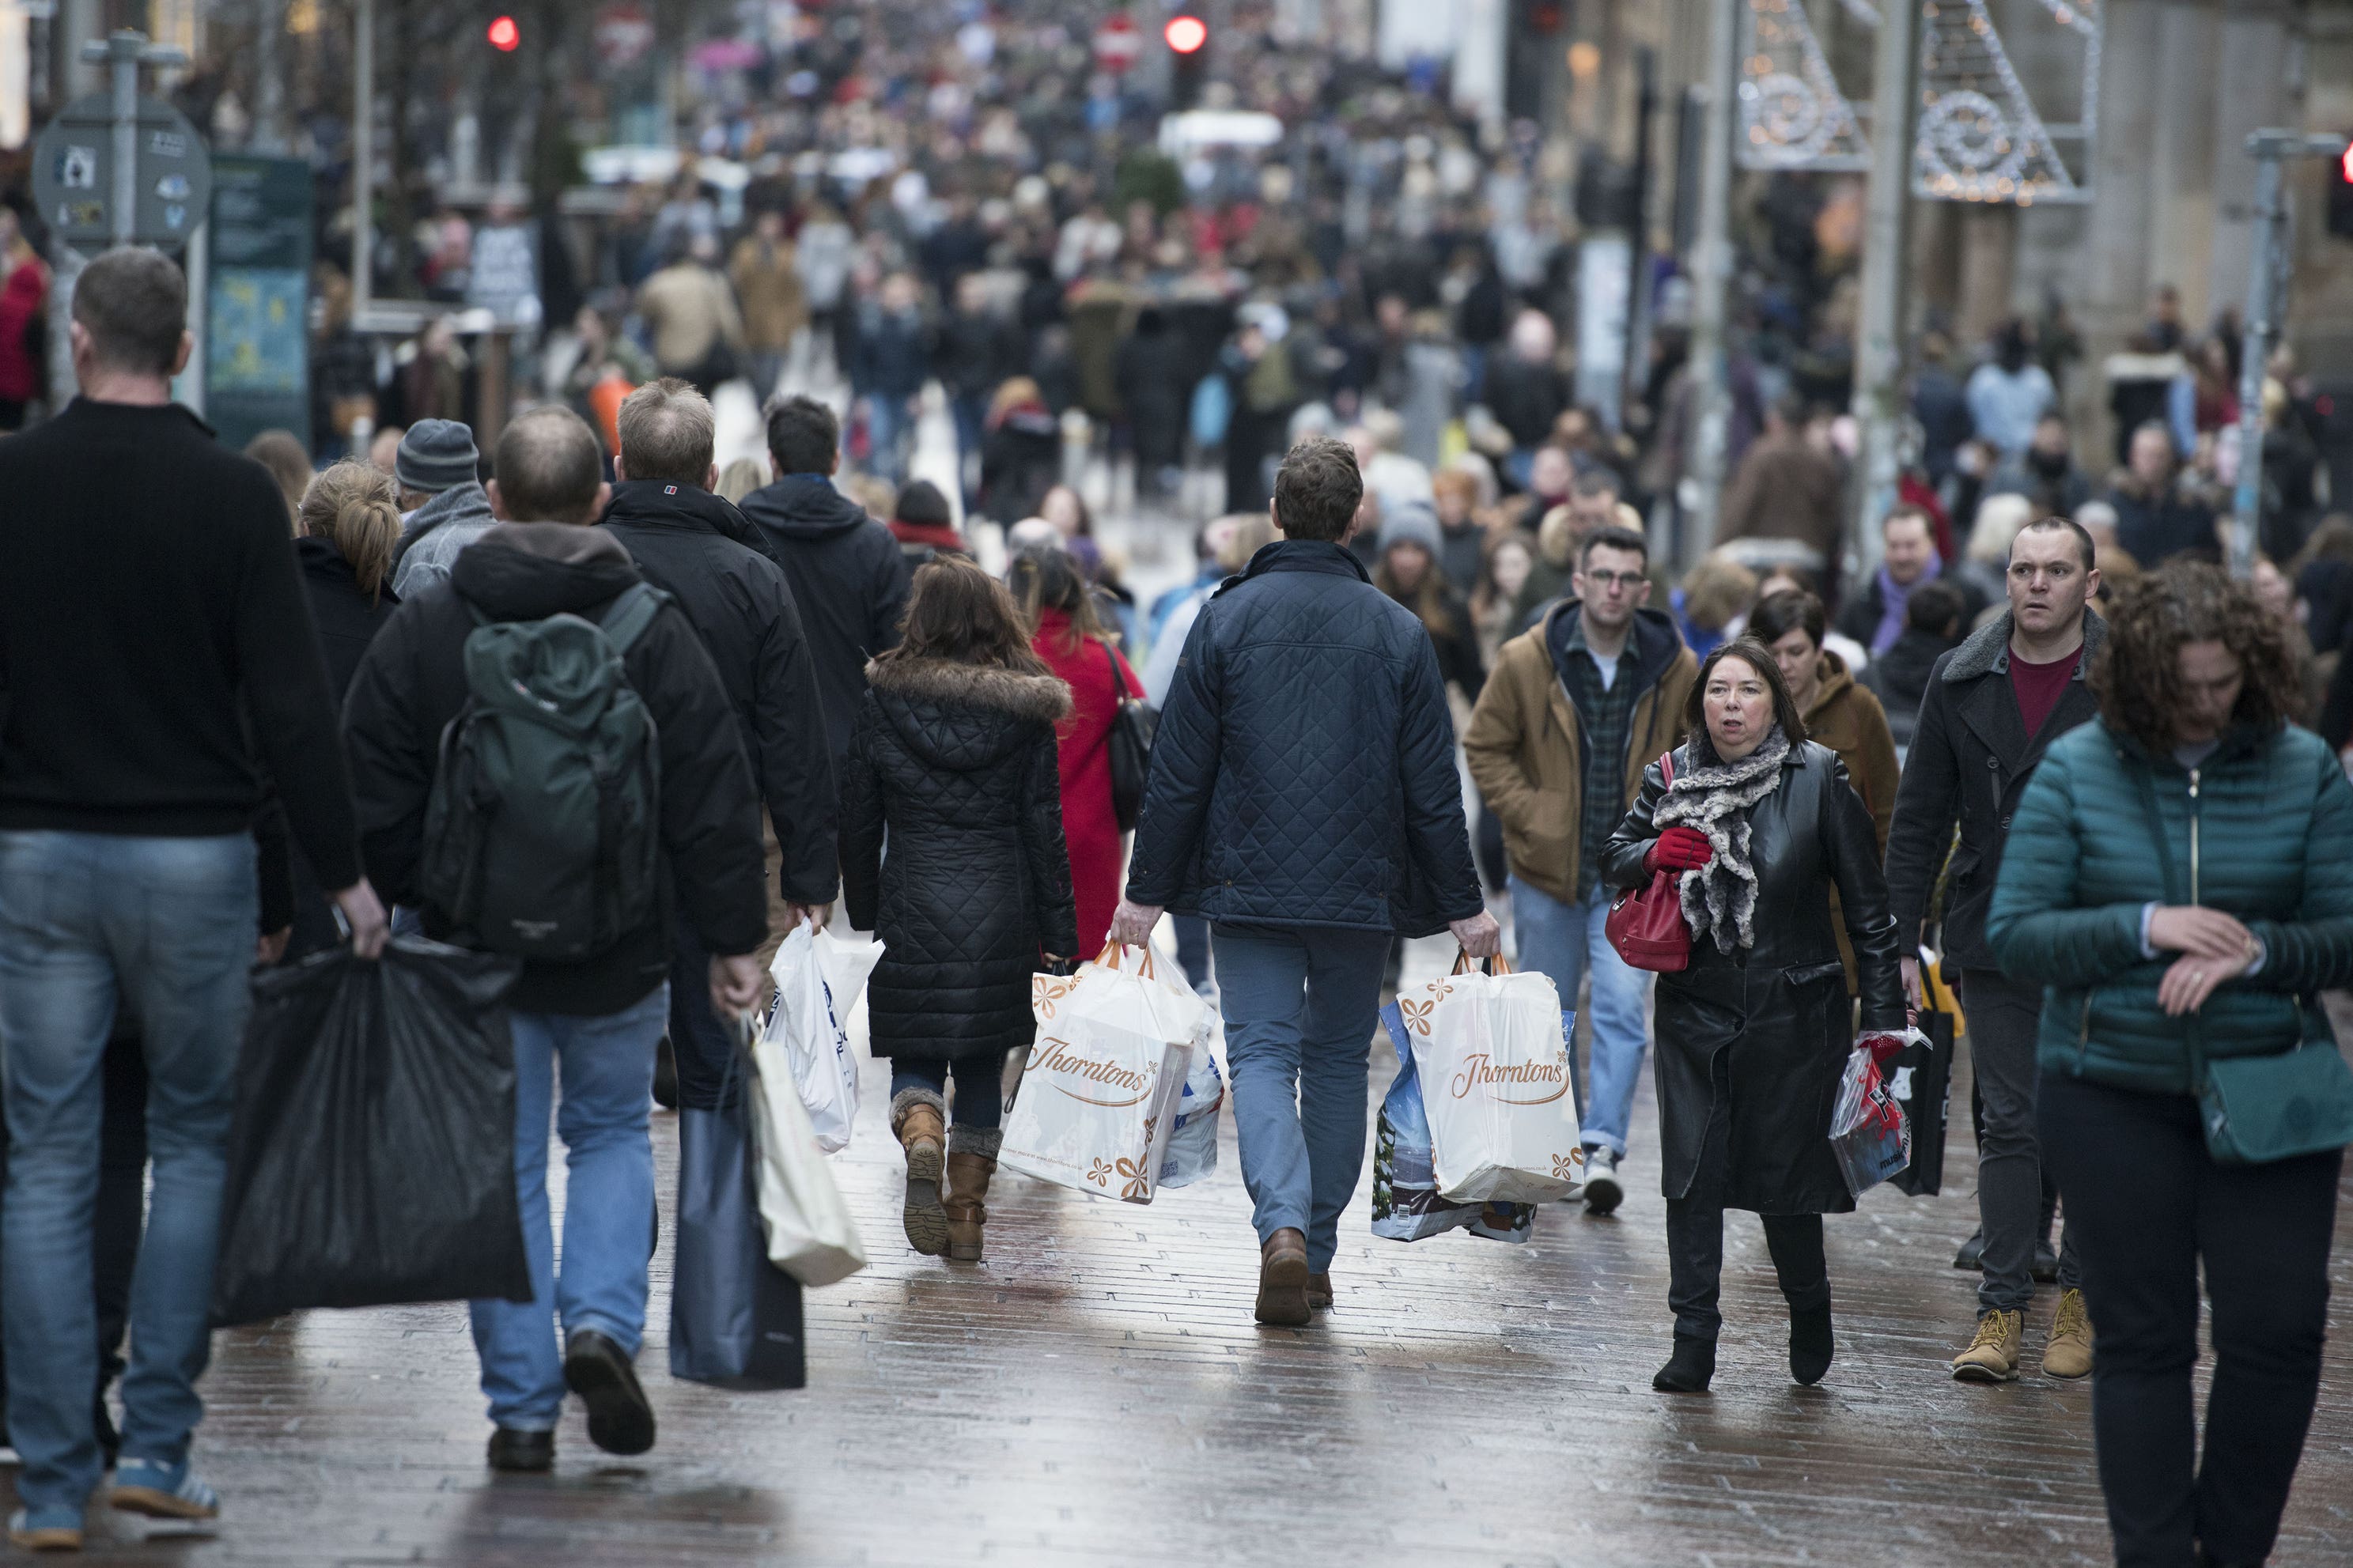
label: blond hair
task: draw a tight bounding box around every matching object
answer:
[297,461,403,602]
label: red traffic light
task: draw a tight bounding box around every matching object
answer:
[486,14,520,51]
[1164,14,1207,54]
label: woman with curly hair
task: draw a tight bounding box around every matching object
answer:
[1988,561,2353,1568]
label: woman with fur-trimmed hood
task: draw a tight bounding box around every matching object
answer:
[840,557,1080,1263]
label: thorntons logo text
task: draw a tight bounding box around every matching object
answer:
[1030,1037,1157,1106]
[1450,1052,1570,1105]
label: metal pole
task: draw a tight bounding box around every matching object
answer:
[1621,45,1655,428]
[1848,0,1920,581]
[2229,140,2286,581]
[352,0,373,321]
[106,31,134,247]
[1681,0,1741,554]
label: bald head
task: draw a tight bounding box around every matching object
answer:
[488,406,607,525]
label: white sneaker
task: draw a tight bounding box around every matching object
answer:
[1583,1147,1625,1215]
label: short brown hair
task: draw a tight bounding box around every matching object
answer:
[492,406,606,523]
[616,378,716,488]
[1272,436,1363,542]
[1684,638,1810,749]
[2090,561,2304,754]
[1746,588,1826,650]
[73,247,186,376]
[1882,502,1935,542]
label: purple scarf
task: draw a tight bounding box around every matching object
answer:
[1871,553,1941,657]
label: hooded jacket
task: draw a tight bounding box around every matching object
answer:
[597,479,838,904]
[342,521,767,1016]
[739,474,913,762]
[1464,600,1695,905]
[1989,719,2353,1094]
[1125,539,1483,936]
[840,656,1078,1060]
[1884,607,2108,972]
[392,481,496,599]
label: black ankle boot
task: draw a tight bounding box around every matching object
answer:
[1653,1333,1717,1392]
[1789,1302,1834,1385]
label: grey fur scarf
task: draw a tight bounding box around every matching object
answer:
[1651,727,1791,954]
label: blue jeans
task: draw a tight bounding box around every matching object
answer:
[1211,924,1392,1274]
[470,986,668,1431]
[1509,875,1650,1158]
[949,391,989,509]
[890,1055,1004,1129]
[0,831,257,1514]
[864,394,913,483]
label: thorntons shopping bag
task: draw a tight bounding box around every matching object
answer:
[1371,1003,1549,1243]
[1399,956,1585,1205]
[762,922,883,1154]
[1001,944,1204,1203]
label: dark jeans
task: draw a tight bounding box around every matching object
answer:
[1664,1049,1830,1342]
[891,1055,1005,1130]
[668,920,745,1113]
[2040,1071,2341,1568]
[0,1035,146,1463]
[1961,969,2081,1312]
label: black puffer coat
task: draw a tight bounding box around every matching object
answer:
[840,656,1078,1060]
[1603,734,1904,1213]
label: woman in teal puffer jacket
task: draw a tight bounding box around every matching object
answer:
[1988,561,2353,1568]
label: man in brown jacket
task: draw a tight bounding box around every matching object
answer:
[1716,391,1844,569]
[729,210,806,404]
[1465,523,1697,1215]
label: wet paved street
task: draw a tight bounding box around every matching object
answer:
[39,976,2353,1566]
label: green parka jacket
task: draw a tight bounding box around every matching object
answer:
[1986,716,2353,1094]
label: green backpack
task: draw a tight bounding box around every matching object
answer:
[419,583,666,962]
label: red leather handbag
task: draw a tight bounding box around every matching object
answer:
[1606,751,1690,973]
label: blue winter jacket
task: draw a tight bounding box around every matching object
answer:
[1125,539,1484,937]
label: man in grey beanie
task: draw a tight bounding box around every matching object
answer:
[392,418,494,598]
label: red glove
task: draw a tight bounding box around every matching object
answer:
[1647,826,1714,873]
[1859,1031,1908,1067]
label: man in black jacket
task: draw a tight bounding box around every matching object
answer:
[740,395,911,765]
[344,405,768,1472]
[1110,436,1498,1328]
[601,378,838,1114]
[0,247,388,1549]
[1885,516,2104,1386]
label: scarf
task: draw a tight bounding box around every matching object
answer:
[1871,551,1942,657]
[1651,725,1791,954]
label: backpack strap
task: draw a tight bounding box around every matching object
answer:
[597,582,671,655]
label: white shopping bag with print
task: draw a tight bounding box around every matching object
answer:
[1001,944,1205,1204]
[762,923,883,1154]
[742,1018,868,1286]
[1399,956,1585,1204]
[1158,1047,1224,1188]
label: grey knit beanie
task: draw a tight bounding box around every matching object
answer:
[395,418,481,494]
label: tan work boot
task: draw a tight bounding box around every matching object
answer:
[1951,1309,2025,1382]
[1255,1228,1311,1326]
[891,1089,948,1256]
[943,1127,1001,1262]
[1307,1271,1334,1310]
[2042,1287,2094,1379]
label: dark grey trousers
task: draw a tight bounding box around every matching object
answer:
[1961,968,2083,1313]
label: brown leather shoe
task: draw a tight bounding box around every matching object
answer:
[1255,1228,1311,1326]
[943,1132,1000,1262]
[891,1090,948,1256]
[1307,1272,1333,1309]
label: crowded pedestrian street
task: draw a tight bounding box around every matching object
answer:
[63,1017,2353,1566]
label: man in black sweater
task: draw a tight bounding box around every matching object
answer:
[738,395,910,765]
[599,377,836,1116]
[0,247,386,1551]
[343,405,767,1472]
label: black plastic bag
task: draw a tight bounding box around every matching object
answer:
[671,1094,806,1390]
[211,937,532,1326]
[1893,1009,1954,1197]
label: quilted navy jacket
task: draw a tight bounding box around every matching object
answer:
[1125,539,1483,936]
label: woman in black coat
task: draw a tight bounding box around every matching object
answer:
[841,557,1079,1264]
[289,461,401,958]
[1603,638,1905,1394]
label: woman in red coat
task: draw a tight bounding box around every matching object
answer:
[1011,545,1143,957]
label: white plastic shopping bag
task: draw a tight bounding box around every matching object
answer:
[1001,943,1205,1204]
[762,923,883,1154]
[1157,1048,1224,1188]
[743,1018,868,1286]
[1399,956,1585,1204]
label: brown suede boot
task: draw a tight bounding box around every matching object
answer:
[1255,1228,1311,1326]
[891,1088,948,1256]
[1307,1272,1334,1310]
[944,1126,1001,1261]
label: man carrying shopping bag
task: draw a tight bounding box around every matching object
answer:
[1111,436,1498,1328]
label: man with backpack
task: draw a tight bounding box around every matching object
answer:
[598,377,837,1117]
[342,404,768,1472]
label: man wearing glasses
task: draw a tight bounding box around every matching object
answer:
[1466,524,1697,1212]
